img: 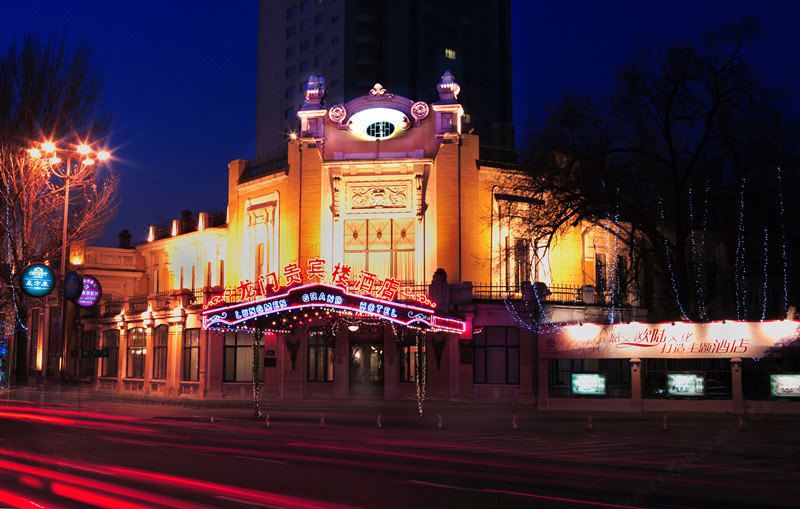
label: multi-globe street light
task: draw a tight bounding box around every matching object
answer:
[27,140,111,381]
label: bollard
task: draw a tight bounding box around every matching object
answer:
[737,414,746,432]
[376,413,382,429]
[587,414,593,430]
[210,416,215,424]
[265,413,271,428]
[662,414,669,431]
[319,413,326,428]
[512,414,519,430]
[436,413,444,429]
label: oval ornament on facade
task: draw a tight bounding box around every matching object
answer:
[20,263,55,298]
[328,104,347,124]
[410,101,430,122]
[76,275,102,308]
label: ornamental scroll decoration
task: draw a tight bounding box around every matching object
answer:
[410,101,430,124]
[351,186,408,209]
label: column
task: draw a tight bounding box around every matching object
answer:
[731,357,744,414]
[536,359,549,409]
[333,326,348,399]
[203,329,223,399]
[448,334,460,399]
[167,322,183,397]
[630,358,642,411]
[117,326,127,393]
[384,327,398,400]
[143,323,154,394]
[518,329,535,403]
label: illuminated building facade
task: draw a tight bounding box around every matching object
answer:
[25,73,799,411]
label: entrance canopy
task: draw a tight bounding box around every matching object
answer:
[201,283,466,334]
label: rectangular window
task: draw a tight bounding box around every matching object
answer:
[285,107,295,119]
[300,39,310,51]
[473,327,519,384]
[300,19,311,32]
[126,328,146,379]
[330,57,338,66]
[285,86,295,99]
[300,0,309,12]
[285,66,295,78]
[514,238,531,287]
[642,359,732,399]
[286,6,296,18]
[183,329,200,382]
[224,332,262,382]
[299,60,310,73]
[102,330,119,377]
[547,359,631,398]
[307,328,334,382]
[286,25,296,38]
[314,33,324,46]
[314,54,323,67]
[445,48,456,60]
[152,325,169,380]
[343,218,416,282]
[595,254,607,297]
[314,13,323,25]
[285,46,296,58]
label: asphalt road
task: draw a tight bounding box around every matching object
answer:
[0,392,798,508]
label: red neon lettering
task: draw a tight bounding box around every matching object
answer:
[307,258,326,281]
[283,263,303,287]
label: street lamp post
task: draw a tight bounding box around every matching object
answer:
[27,140,111,383]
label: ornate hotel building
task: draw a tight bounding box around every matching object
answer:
[24,74,800,412]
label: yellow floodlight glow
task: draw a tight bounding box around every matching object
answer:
[97,150,111,161]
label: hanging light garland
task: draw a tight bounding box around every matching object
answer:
[761,228,769,321]
[252,327,263,419]
[777,167,789,317]
[415,330,427,418]
[659,198,690,320]
[734,178,747,320]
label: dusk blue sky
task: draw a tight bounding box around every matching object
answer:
[2,1,799,246]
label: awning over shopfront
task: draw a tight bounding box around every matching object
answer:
[201,283,466,334]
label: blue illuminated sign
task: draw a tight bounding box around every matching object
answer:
[21,263,55,297]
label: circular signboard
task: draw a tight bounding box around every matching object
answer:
[64,271,83,301]
[20,263,55,297]
[76,275,102,308]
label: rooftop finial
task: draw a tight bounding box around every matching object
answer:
[302,75,327,110]
[436,69,460,103]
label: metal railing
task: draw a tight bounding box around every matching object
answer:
[471,285,522,300]
[127,295,149,314]
[103,299,123,316]
[153,292,171,310]
[543,284,583,303]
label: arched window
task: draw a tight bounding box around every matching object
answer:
[152,325,169,380]
[126,328,146,379]
[102,330,120,377]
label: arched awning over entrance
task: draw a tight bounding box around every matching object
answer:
[200,283,466,334]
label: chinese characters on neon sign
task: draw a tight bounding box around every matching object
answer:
[222,257,434,308]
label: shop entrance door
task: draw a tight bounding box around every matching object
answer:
[348,325,384,396]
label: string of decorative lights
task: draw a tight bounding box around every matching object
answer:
[415,330,427,418]
[251,328,263,419]
[735,178,746,320]
[687,186,706,320]
[777,167,789,317]
[659,198,690,320]
[761,228,769,321]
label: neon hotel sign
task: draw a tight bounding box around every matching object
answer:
[201,258,465,334]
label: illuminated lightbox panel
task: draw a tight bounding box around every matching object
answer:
[571,374,606,395]
[667,373,705,397]
[770,374,800,398]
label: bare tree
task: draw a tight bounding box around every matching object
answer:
[0,35,118,383]
[514,18,800,321]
